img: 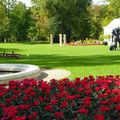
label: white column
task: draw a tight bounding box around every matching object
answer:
[59,34,62,46]
[50,34,53,46]
[63,34,67,45]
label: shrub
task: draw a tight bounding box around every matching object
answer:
[0,75,120,120]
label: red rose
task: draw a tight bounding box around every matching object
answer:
[77,109,88,114]
[13,90,20,94]
[50,99,59,105]
[18,105,25,110]
[105,89,111,94]
[14,116,26,120]
[115,81,120,86]
[34,100,40,106]
[0,92,4,97]
[67,95,75,100]
[60,101,68,109]
[100,105,110,112]
[94,114,104,120]
[54,112,63,118]
[32,112,37,118]
[84,89,92,95]
[0,104,6,109]
[98,94,107,99]
[95,87,100,91]
[24,88,33,95]
[100,100,109,105]
[110,95,120,103]
[23,96,30,101]
[39,96,44,102]
[116,105,120,111]
[30,92,36,97]
[8,112,16,118]
[77,87,83,92]
[84,97,91,107]
[44,105,52,111]
[6,98,11,104]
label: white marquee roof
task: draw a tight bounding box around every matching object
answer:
[103,18,120,35]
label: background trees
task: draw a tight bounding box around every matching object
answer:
[0,0,119,42]
[0,3,9,42]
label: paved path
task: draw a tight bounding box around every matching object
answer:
[39,69,71,82]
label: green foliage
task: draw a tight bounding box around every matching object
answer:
[107,0,120,18]
[0,0,120,42]
[9,2,30,41]
[0,3,9,42]
[32,0,92,41]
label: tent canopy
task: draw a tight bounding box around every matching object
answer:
[103,18,120,35]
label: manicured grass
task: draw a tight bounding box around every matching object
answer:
[0,43,120,78]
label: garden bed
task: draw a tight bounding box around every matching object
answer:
[0,75,120,120]
[67,43,103,46]
[67,41,103,46]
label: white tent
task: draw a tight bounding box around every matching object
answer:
[103,18,120,45]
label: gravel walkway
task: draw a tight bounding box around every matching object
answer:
[39,69,71,82]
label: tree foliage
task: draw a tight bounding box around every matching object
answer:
[0,0,119,42]
[0,3,9,42]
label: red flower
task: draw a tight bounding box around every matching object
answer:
[24,88,33,95]
[95,87,100,91]
[50,99,59,105]
[14,116,26,120]
[54,112,63,119]
[94,114,104,120]
[84,89,92,95]
[39,96,44,102]
[77,109,88,114]
[23,96,30,101]
[60,101,68,109]
[4,106,17,119]
[6,98,11,104]
[115,81,120,86]
[67,95,75,100]
[116,105,120,111]
[105,89,111,94]
[30,92,36,97]
[100,100,109,105]
[13,90,20,94]
[100,105,110,112]
[84,97,91,107]
[28,112,37,119]
[98,94,107,99]
[44,105,52,111]
[34,100,40,106]
[110,95,120,103]
[77,87,83,92]
[32,112,37,118]
[0,104,6,109]
[18,105,25,110]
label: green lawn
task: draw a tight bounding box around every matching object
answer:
[0,43,120,78]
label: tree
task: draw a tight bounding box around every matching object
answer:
[27,5,49,42]
[107,0,120,18]
[90,5,103,40]
[32,0,92,42]
[9,2,30,41]
[0,3,9,42]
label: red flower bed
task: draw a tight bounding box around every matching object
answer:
[0,75,120,120]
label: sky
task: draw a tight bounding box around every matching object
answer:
[18,0,103,7]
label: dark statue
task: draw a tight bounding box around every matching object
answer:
[111,27,120,50]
